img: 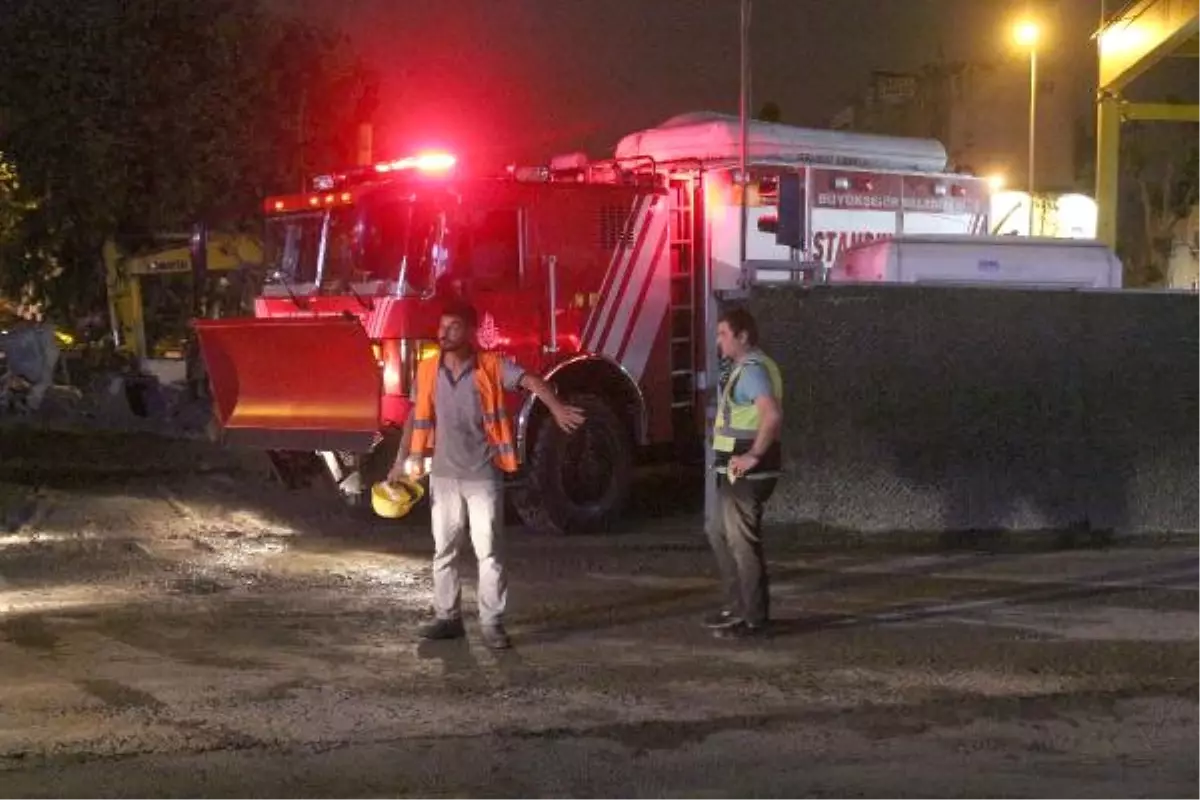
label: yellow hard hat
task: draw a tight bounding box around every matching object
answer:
[371,478,426,519]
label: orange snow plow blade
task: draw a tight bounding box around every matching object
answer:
[195,317,381,452]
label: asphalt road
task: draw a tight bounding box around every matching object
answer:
[0,429,1196,797]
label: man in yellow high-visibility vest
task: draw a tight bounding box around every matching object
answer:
[706,307,784,639]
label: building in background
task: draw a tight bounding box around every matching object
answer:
[831,60,1084,195]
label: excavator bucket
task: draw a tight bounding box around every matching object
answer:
[194,317,381,452]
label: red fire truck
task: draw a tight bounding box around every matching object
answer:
[195,112,990,534]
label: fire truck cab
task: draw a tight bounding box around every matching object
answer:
[194,112,990,535]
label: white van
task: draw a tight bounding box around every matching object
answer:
[830,234,1124,289]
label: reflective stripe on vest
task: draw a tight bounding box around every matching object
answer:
[409,351,520,473]
[712,352,783,454]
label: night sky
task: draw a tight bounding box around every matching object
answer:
[289,0,1182,167]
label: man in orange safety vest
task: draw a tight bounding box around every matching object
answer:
[389,301,584,649]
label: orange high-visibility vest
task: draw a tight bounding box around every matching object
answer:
[409,351,519,473]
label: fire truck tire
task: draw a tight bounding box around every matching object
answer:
[514,393,632,535]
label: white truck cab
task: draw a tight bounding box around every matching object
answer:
[830,234,1124,289]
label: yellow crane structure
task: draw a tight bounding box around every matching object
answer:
[103,232,263,384]
[1095,0,1199,248]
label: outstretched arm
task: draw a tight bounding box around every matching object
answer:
[519,373,585,433]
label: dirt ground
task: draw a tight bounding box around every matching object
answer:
[0,426,1196,798]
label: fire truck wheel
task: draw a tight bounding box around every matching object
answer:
[515,393,632,535]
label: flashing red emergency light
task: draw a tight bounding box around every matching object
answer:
[266,151,459,213]
[374,152,457,174]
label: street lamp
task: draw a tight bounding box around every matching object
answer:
[739,0,751,267]
[1013,20,1040,235]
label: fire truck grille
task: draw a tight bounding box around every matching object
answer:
[598,205,635,251]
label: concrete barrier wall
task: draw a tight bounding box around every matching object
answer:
[729,285,1198,534]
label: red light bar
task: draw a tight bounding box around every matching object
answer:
[264,190,355,214]
[303,151,459,192]
[374,152,457,174]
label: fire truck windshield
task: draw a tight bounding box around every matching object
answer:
[265,212,325,286]
[353,197,449,295]
[263,200,451,297]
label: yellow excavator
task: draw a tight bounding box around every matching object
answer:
[103,231,263,386]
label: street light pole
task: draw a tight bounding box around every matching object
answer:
[710,0,752,536]
[1027,44,1038,235]
[739,0,751,268]
[1013,20,1040,235]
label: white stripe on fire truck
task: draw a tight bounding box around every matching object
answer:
[599,199,667,362]
[614,223,671,380]
[583,195,652,352]
[583,194,649,347]
[368,297,389,339]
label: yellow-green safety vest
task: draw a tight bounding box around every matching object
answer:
[713,352,783,454]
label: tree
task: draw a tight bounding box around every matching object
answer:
[0,153,35,250]
[1122,123,1199,287]
[0,151,55,316]
[0,0,373,317]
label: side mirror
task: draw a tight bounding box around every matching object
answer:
[190,222,208,317]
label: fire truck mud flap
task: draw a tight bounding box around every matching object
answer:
[194,317,381,452]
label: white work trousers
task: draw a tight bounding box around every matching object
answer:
[429,476,507,626]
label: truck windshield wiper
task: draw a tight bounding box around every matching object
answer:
[271,270,308,310]
[342,279,374,311]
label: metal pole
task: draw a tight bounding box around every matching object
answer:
[1027,46,1038,235]
[1095,92,1121,248]
[738,0,751,267]
[1095,0,1120,248]
[546,255,558,353]
[710,0,752,536]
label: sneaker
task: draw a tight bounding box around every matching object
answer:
[703,609,743,629]
[419,618,465,640]
[480,624,512,650]
[714,621,770,640]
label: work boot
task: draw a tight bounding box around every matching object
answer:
[714,621,770,640]
[703,609,742,629]
[419,618,465,641]
[480,624,512,650]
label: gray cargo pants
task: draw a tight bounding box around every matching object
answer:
[706,473,777,626]
[430,476,507,627]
